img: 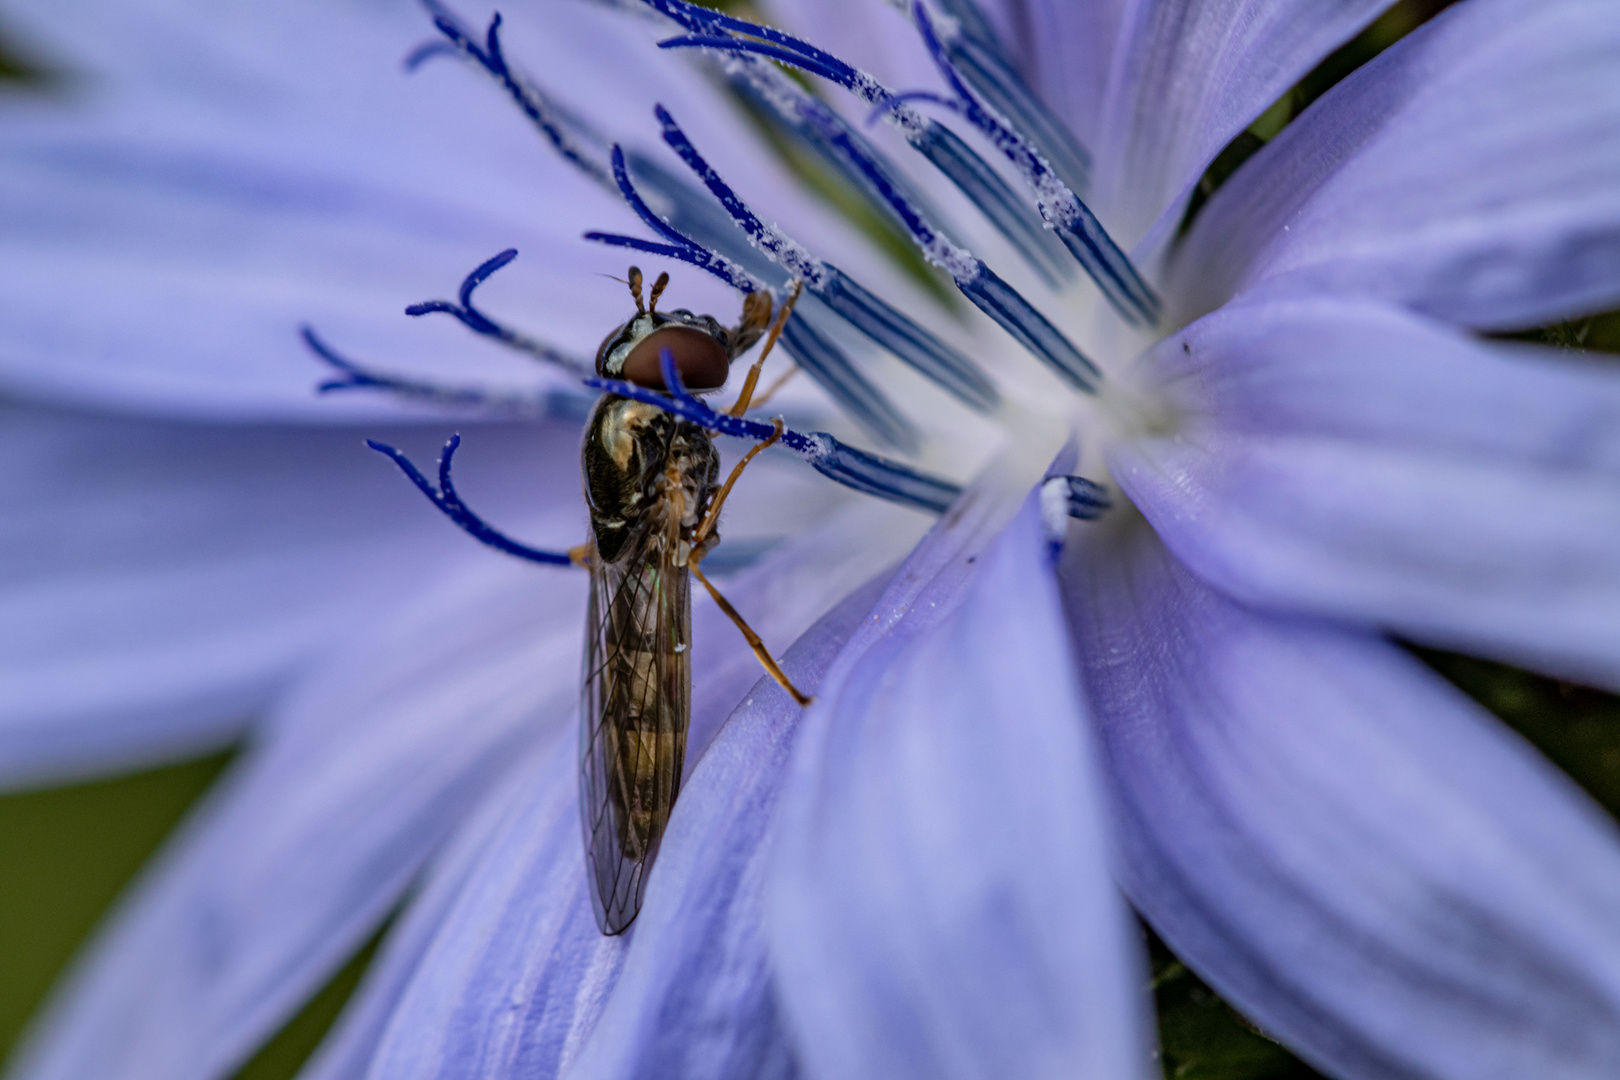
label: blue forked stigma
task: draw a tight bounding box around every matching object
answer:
[404,249,593,376]
[303,326,592,419]
[588,348,963,516]
[366,434,576,566]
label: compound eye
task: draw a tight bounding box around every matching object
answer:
[623,326,729,390]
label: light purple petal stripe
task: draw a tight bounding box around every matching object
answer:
[770,491,1146,1080]
[1063,524,1620,1079]
[972,0,1130,153]
[1094,0,1389,251]
[296,753,546,1080]
[0,405,579,789]
[564,572,892,1080]
[1116,296,1620,689]
[8,557,584,1080]
[1170,0,1620,329]
[360,736,624,1080]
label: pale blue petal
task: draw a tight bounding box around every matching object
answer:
[361,737,619,1080]
[8,556,586,1080]
[1063,524,1620,1079]
[0,404,581,788]
[769,490,1147,1080]
[760,0,942,102]
[973,0,1130,154]
[1115,296,1620,689]
[298,758,544,1080]
[1095,0,1389,250]
[1170,0,1620,328]
[563,572,892,1080]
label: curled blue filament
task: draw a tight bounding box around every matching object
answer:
[304,326,592,419]
[404,249,593,375]
[365,433,577,565]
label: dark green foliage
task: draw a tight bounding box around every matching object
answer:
[0,754,231,1065]
[1149,928,1326,1080]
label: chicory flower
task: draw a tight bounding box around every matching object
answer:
[0,0,1617,1078]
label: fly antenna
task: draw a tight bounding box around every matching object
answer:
[648,271,671,313]
[628,265,646,313]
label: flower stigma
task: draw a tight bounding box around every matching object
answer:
[310,0,1202,558]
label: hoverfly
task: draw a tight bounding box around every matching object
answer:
[580,266,809,935]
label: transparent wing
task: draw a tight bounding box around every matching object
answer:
[579,515,691,935]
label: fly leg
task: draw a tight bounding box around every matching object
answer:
[688,558,812,706]
[684,418,807,705]
[746,364,800,411]
[690,419,782,554]
[728,280,802,417]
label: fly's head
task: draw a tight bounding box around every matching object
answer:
[595,267,772,392]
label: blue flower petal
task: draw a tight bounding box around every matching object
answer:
[1117,296,1620,690]
[297,752,543,1080]
[769,491,1148,1080]
[1171,0,1620,329]
[0,406,580,789]
[359,736,620,1080]
[1064,524,1620,1079]
[1095,0,1391,251]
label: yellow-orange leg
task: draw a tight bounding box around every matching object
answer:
[567,543,593,569]
[691,420,783,552]
[729,280,803,417]
[747,364,800,412]
[689,560,812,706]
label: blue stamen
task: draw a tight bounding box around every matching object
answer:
[403,40,461,71]
[366,434,577,565]
[594,145,762,293]
[958,266,1101,391]
[653,105,1000,412]
[777,311,920,452]
[588,348,961,515]
[721,77,963,260]
[927,2,1092,197]
[866,91,961,123]
[303,326,593,419]
[403,249,592,375]
[661,35,1064,286]
[412,3,612,187]
[1056,474,1112,519]
[807,108,1103,393]
[659,34,851,85]
[655,0,1157,326]
[908,2,1159,326]
[644,1,1070,290]
[910,121,1072,288]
